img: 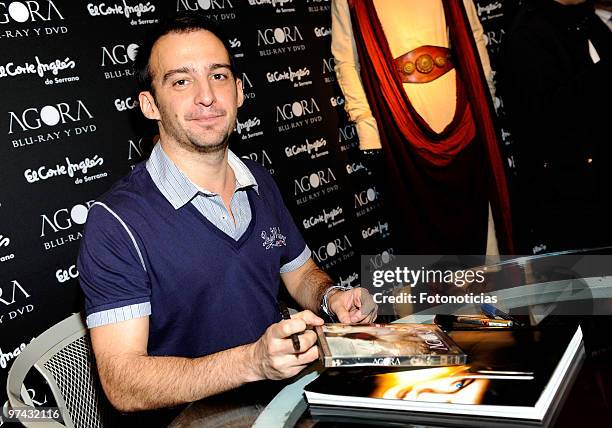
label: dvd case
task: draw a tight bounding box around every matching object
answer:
[315,323,467,367]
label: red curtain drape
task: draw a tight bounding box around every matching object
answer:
[347,0,514,254]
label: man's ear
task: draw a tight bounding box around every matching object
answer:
[138,91,161,120]
[235,78,244,108]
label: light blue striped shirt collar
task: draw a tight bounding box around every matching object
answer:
[146,143,259,210]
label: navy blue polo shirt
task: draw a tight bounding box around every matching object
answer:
[77,145,310,358]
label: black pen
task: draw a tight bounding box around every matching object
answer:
[481,303,523,327]
[434,314,513,328]
[278,300,301,352]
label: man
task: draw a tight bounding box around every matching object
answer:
[77,13,377,413]
[502,0,611,253]
[331,0,514,255]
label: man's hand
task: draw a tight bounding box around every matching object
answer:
[250,310,323,380]
[329,288,378,324]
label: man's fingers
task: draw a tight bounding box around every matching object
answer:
[367,305,378,323]
[259,317,321,380]
[347,302,378,324]
[349,289,378,324]
[329,288,380,324]
[292,309,324,326]
[284,343,319,367]
[272,318,307,339]
[334,304,351,323]
[354,287,364,306]
[295,343,319,364]
[270,328,318,354]
[360,305,378,323]
[298,329,318,351]
[359,288,377,315]
[285,329,317,354]
[268,336,319,378]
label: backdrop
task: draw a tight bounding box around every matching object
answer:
[0,0,510,412]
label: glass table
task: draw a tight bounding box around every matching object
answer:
[170,250,612,427]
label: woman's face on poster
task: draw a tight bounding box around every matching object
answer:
[373,366,490,404]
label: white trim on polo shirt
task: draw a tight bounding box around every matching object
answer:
[280,245,312,273]
[86,302,151,328]
[91,202,147,272]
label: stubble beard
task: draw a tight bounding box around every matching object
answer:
[158,103,235,155]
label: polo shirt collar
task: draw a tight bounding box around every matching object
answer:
[146,142,259,210]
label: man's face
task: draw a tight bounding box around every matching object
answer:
[140,30,243,154]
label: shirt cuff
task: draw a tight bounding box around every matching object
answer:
[86,302,151,328]
[356,118,382,150]
[280,245,311,273]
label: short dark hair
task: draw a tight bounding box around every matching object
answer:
[134,12,238,96]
